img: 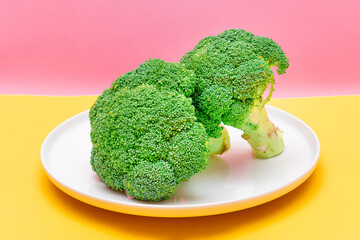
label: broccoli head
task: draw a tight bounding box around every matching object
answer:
[89,85,209,201]
[105,58,229,156]
[181,29,289,158]
[111,58,197,97]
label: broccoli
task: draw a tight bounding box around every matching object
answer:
[89,85,209,201]
[181,29,289,158]
[108,58,229,156]
[208,125,231,156]
[110,58,197,97]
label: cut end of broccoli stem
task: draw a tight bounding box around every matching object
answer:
[242,103,284,159]
[249,126,284,158]
[209,126,231,156]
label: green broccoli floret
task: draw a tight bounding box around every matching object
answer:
[105,58,229,156]
[181,29,289,158]
[124,161,177,201]
[89,85,209,201]
[111,58,197,97]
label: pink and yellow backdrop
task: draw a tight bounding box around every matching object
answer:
[1,0,359,97]
[2,1,360,240]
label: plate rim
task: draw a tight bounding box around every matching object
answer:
[40,105,320,217]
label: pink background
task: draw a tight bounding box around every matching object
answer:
[1,0,359,97]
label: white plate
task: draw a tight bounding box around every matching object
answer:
[41,106,320,217]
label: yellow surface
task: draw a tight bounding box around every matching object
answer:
[1,95,360,239]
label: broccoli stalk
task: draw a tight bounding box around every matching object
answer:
[242,105,284,158]
[231,84,283,158]
[241,95,284,158]
[209,126,231,156]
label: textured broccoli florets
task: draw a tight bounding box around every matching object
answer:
[90,85,209,201]
[106,58,228,156]
[124,161,177,201]
[111,58,197,97]
[181,29,289,158]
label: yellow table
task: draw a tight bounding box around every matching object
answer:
[1,95,359,239]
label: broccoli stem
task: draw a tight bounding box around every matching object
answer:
[209,126,231,156]
[242,104,284,159]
